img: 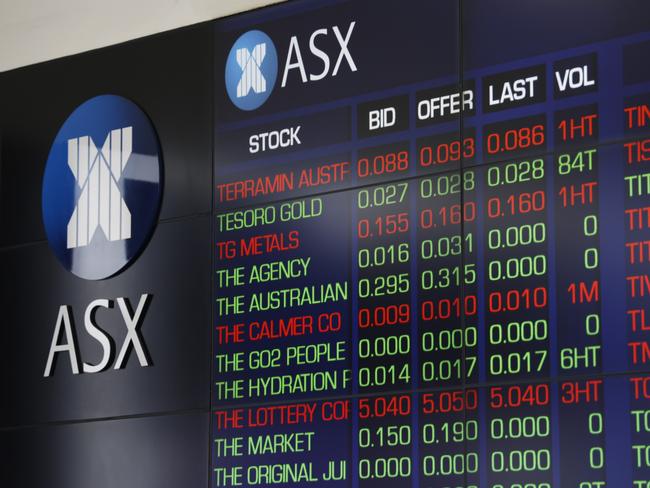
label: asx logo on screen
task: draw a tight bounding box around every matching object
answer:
[225,22,358,111]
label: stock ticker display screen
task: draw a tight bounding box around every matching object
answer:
[212,1,650,486]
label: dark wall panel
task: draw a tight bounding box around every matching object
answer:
[1,412,208,488]
[0,23,213,248]
[0,216,211,427]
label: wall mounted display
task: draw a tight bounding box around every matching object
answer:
[4,1,650,487]
[212,0,650,486]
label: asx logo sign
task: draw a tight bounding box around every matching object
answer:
[66,127,133,249]
[41,96,162,378]
[225,22,358,110]
[42,95,162,280]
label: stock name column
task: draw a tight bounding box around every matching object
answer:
[214,195,352,405]
[212,112,356,486]
[624,92,650,372]
[624,86,650,484]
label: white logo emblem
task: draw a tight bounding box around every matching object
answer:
[236,43,267,98]
[66,127,133,249]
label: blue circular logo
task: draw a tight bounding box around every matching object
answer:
[225,30,278,111]
[42,95,163,280]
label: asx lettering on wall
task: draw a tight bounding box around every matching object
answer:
[43,294,152,377]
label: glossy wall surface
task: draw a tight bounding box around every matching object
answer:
[0,24,212,488]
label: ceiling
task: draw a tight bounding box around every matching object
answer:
[0,0,285,72]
